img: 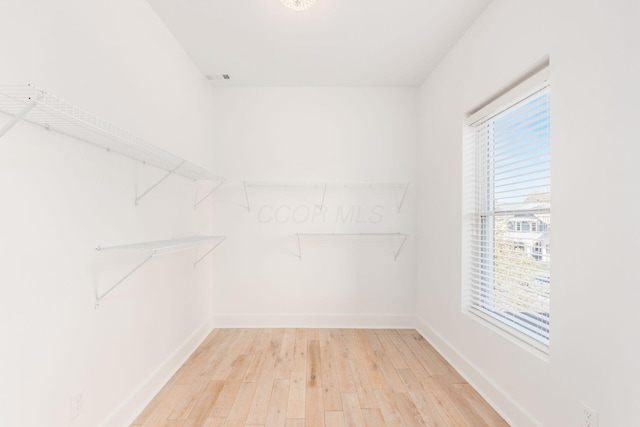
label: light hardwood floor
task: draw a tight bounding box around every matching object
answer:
[131,329,508,427]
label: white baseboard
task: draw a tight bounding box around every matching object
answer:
[414,316,542,427]
[99,318,215,427]
[213,313,414,329]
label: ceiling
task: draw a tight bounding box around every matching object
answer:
[146,0,492,87]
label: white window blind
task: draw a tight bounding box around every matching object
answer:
[466,78,551,348]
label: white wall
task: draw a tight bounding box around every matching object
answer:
[6,0,637,425]
[210,87,418,328]
[0,1,216,426]
[416,0,640,426]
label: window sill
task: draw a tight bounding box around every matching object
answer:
[463,307,550,362]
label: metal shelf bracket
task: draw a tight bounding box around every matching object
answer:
[394,233,409,261]
[0,99,37,138]
[94,236,225,309]
[295,232,409,262]
[244,181,251,212]
[94,253,153,309]
[194,237,226,267]
[194,179,226,209]
[319,183,328,210]
[135,160,185,205]
[397,184,410,213]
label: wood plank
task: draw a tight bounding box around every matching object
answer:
[265,378,291,427]
[318,329,331,346]
[324,411,346,427]
[174,345,214,386]
[286,370,306,419]
[291,329,308,372]
[139,384,189,427]
[202,418,226,427]
[392,392,427,427]
[439,383,503,427]
[284,420,306,427]
[305,386,324,427]
[225,381,258,426]
[374,330,409,370]
[409,331,453,372]
[207,354,252,418]
[373,388,404,427]
[385,330,437,390]
[244,328,267,355]
[429,390,473,426]
[184,381,224,426]
[397,329,446,376]
[396,369,449,427]
[179,329,237,386]
[306,340,322,389]
[347,359,378,409]
[320,338,342,411]
[210,330,253,381]
[361,409,386,427]
[168,379,209,421]
[361,329,385,355]
[267,329,287,358]
[245,348,278,424]
[363,330,406,393]
[341,393,366,427]
[235,328,261,354]
[244,330,274,383]
[275,329,296,379]
[330,330,356,393]
[307,329,320,341]
[347,330,388,389]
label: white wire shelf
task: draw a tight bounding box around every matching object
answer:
[0,84,224,204]
[94,235,225,308]
[243,181,409,212]
[295,232,409,261]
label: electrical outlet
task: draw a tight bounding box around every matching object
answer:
[70,390,84,420]
[581,403,598,427]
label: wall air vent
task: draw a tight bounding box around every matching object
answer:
[206,74,231,80]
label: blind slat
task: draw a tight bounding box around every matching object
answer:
[468,287,550,330]
[469,256,551,276]
[470,269,551,298]
[469,276,550,304]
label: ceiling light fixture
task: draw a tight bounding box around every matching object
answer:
[280,0,317,12]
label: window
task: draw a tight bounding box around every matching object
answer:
[464,70,551,350]
[533,241,543,261]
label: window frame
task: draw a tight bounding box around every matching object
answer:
[463,67,551,354]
